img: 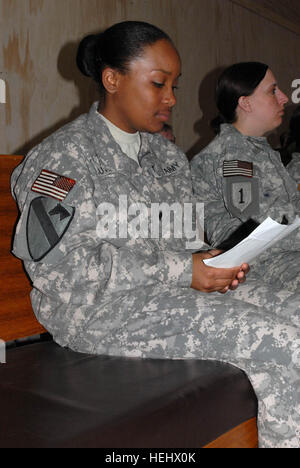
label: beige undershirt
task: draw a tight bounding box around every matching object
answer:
[100,113,141,165]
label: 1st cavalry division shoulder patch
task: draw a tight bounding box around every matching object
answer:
[27,197,75,261]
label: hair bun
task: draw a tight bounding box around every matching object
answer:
[76,34,100,79]
[210,115,225,135]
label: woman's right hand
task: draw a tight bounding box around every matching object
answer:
[191,250,248,294]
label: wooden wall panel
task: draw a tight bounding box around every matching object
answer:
[179,0,300,155]
[231,0,300,35]
[0,0,300,158]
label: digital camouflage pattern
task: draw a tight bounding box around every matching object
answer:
[287,152,300,185]
[11,104,300,448]
[191,124,300,293]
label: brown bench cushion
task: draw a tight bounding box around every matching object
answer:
[0,340,257,448]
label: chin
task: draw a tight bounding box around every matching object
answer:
[145,123,164,134]
[156,122,165,133]
[266,120,282,134]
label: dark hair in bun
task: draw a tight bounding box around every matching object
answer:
[76,21,173,96]
[211,62,268,133]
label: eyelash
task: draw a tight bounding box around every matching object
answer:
[153,82,179,91]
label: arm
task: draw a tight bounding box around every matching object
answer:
[190,153,242,247]
[12,177,194,306]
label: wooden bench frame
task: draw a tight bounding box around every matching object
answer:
[0,154,258,448]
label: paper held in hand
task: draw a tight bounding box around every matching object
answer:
[204,216,300,268]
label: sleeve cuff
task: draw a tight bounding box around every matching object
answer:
[159,251,193,288]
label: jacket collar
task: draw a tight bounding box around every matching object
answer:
[87,102,147,174]
[86,102,182,178]
[220,123,270,150]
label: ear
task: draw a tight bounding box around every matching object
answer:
[238,95,252,113]
[102,68,121,95]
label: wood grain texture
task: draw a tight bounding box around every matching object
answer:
[0,154,46,341]
[1,0,300,157]
[231,0,300,35]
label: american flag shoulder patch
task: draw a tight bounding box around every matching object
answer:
[223,160,253,178]
[31,169,76,201]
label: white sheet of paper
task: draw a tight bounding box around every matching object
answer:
[204,216,300,268]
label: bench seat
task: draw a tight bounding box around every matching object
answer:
[0,340,257,448]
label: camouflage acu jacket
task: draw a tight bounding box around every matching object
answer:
[11,102,197,347]
[191,124,300,247]
[287,152,300,184]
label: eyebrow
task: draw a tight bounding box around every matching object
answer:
[153,69,182,78]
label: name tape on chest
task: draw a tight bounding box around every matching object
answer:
[31,169,76,201]
[223,160,253,178]
[151,161,181,178]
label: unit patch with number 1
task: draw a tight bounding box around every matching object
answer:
[223,160,259,218]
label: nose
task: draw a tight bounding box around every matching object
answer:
[163,86,177,108]
[277,88,289,105]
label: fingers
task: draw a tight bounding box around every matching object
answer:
[191,253,250,294]
[236,270,246,283]
[218,286,230,294]
[199,270,240,293]
[210,266,241,282]
[240,263,250,274]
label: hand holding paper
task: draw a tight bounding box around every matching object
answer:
[204,217,300,268]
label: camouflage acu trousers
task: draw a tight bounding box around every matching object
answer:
[67,283,300,449]
[249,249,300,294]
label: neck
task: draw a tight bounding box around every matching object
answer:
[99,101,137,134]
[232,120,265,138]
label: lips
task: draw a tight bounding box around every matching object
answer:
[156,110,171,122]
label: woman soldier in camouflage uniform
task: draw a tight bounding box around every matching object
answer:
[11,23,299,447]
[191,63,300,293]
